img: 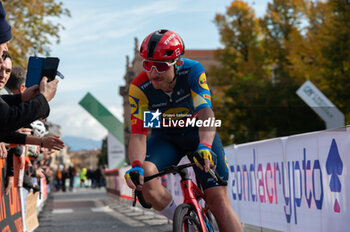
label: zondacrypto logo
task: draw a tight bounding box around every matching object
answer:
[143,109,222,128]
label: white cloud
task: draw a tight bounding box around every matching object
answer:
[108,106,124,122]
[48,98,125,140]
[48,105,107,140]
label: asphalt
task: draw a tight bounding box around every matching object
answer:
[36,187,172,232]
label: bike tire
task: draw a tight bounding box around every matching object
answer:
[173,203,202,232]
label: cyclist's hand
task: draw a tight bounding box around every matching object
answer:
[124,160,144,191]
[194,143,217,172]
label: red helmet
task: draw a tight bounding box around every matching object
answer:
[140,29,185,61]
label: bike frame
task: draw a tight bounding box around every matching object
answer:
[179,167,208,230]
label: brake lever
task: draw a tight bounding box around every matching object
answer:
[194,151,227,186]
[132,190,137,207]
[130,171,139,207]
[208,169,218,182]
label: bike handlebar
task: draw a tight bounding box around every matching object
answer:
[130,160,227,209]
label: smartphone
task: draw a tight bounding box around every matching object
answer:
[25,56,60,88]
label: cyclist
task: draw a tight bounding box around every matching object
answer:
[125,29,243,232]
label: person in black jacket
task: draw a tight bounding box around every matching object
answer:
[0,2,60,157]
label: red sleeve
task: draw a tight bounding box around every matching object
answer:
[129,72,149,135]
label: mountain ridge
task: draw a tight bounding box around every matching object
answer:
[62,136,102,151]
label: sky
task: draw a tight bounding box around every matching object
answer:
[47,0,270,141]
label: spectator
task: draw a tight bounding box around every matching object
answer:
[94,166,104,189]
[86,168,92,187]
[0,51,13,159]
[24,145,43,192]
[68,165,77,191]
[20,121,55,193]
[61,165,68,192]
[0,51,12,94]
[1,53,63,193]
[0,55,64,151]
[5,65,26,94]
[80,168,87,188]
[55,166,62,191]
[0,1,60,157]
[2,63,64,151]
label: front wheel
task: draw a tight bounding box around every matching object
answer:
[173,204,202,231]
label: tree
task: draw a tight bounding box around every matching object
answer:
[212,0,269,144]
[301,0,350,122]
[258,0,324,137]
[212,0,325,145]
[2,0,70,67]
[285,0,350,124]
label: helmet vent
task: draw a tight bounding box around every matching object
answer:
[148,41,157,58]
[158,29,168,34]
[164,50,173,57]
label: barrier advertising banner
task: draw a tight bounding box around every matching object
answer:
[0,159,23,232]
[107,133,125,169]
[225,127,349,232]
[104,126,349,231]
[25,192,39,232]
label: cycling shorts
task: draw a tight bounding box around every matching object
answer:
[145,129,229,190]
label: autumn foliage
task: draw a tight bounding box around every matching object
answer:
[2,0,70,67]
[211,0,349,145]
